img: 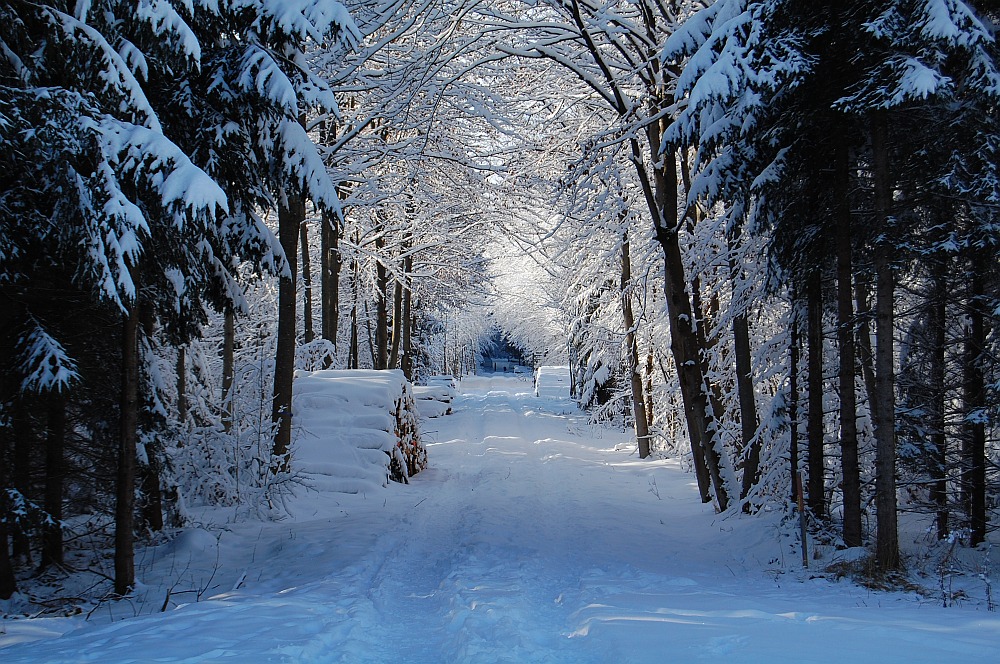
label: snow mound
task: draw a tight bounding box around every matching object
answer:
[293,369,427,494]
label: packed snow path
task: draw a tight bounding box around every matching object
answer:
[3,375,999,662]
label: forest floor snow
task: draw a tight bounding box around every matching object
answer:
[2,374,999,662]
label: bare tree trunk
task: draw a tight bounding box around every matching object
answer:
[621,232,651,458]
[321,210,341,352]
[222,308,235,432]
[401,253,413,380]
[374,235,388,370]
[871,112,899,571]
[116,303,139,596]
[963,255,987,546]
[388,272,403,369]
[177,345,187,423]
[632,129,726,509]
[735,311,760,505]
[349,298,359,369]
[835,144,862,548]
[726,229,761,507]
[271,195,304,469]
[300,220,314,344]
[789,303,801,504]
[0,511,14,598]
[40,394,65,569]
[644,343,655,430]
[855,279,880,429]
[350,242,360,369]
[807,271,826,518]
[11,401,31,563]
[929,261,948,540]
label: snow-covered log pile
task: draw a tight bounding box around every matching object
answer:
[412,375,456,417]
[293,370,427,493]
[534,365,572,399]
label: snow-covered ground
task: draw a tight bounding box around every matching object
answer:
[2,374,999,662]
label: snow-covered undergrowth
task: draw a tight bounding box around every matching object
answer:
[1,375,997,662]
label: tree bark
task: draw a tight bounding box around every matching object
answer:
[40,393,66,569]
[0,513,14,598]
[350,242,360,369]
[725,229,761,507]
[271,194,304,469]
[789,303,801,504]
[177,345,187,423]
[644,344,655,430]
[963,254,987,546]
[374,234,389,370]
[806,271,826,518]
[300,220,314,344]
[222,308,235,432]
[632,130,726,509]
[115,303,139,596]
[621,232,652,458]
[855,279,880,430]
[401,253,413,380]
[929,260,948,540]
[835,143,862,549]
[11,400,31,563]
[735,310,760,505]
[321,210,341,352]
[388,272,403,369]
[871,111,899,571]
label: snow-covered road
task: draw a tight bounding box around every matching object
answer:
[2,375,999,662]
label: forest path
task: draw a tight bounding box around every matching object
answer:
[2,375,998,662]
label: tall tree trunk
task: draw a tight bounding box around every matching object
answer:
[789,303,801,504]
[835,144,862,548]
[636,130,727,510]
[300,220,314,344]
[349,300,359,369]
[177,345,187,423]
[855,279,880,429]
[11,400,31,563]
[401,253,413,380]
[0,510,14,598]
[1,343,20,597]
[735,311,760,505]
[40,394,66,569]
[222,308,235,432]
[726,229,762,507]
[350,243,360,369]
[806,271,826,518]
[871,112,899,571]
[271,195,304,469]
[644,343,655,430]
[0,519,13,598]
[621,232,652,458]
[388,273,403,369]
[929,260,948,540]
[963,255,987,546]
[374,235,388,370]
[321,210,340,351]
[116,303,139,596]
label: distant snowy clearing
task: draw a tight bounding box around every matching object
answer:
[1,375,998,662]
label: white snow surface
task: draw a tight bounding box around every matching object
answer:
[2,375,999,662]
